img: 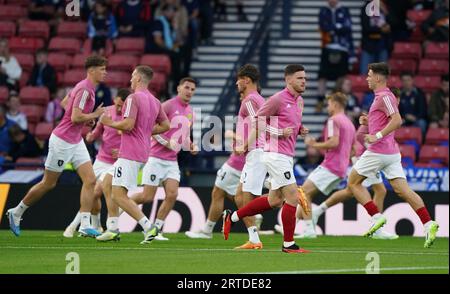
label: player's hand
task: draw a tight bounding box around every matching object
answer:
[85,132,95,143]
[233,142,247,155]
[224,130,235,140]
[111,149,119,159]
[359,113,368,126]
[99,112,112,126]
[282,127,293,138]
[364,134,378,144]
[304,135,316,147]
[94,103,105,118]
[299,126,309,137]
[190,143,199,155]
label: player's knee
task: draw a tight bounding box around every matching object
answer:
[165,191,178,202]
[269,197,283,208]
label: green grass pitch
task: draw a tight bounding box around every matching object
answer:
[0,230,448,274]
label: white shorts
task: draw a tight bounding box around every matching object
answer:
[240,149,267,196]
[45,133,91,172]
[112,158,142,191]
[262,152,296,190]
[93,159,114,182]
[214,162,242,196]
[307,165,342,195]
[362,172,383,187]
[142,157,180,186]
[354,150,406,180]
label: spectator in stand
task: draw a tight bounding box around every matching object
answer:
[384,0,414,41]
[95,82,112,109]
[45,88,65,125]
[360,0,392,74]
[0,105,16,158]
[27,49,57,95]
[6,94,28,131]
[0,39,22,91]
[146,3,183,89]
[333,76,362,126]
[421,0,449,42]
[182,0,200,60]
[116,0,154,37]
[87,0,119,55]
[399,72,428,135]
[316,0,355,112]
[413,0,437,10]
[7,124,43,162]
[199,0,214,45]
[429,74,449,128]
[213,0,247,21]
[29,0,64,21]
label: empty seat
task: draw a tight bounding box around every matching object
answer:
[148,72,167,95]
[15,157,44,170]
[35,122,53,141]
[6,0,30,6]
[140,54,172,77]
[108,54,139,72]
[18,21,50,39]
[14,53,35,72]
[19,86,50,106]
[425,128,449,145]
[57,21,87,39]
[48,37,82,54]
[391,42,422,60]
[399,144,416,163]
[71,54,90,69]
[115,37,145,55]
[418,59,449,76]
[61,69,86,87]
[345,75,367,92]
[414,76,441,94]
[407,10,432,25]
[389,59,417,75]
[425,42,449,60]
[395,127,422,147]
[19,71,29,88]
[48,53,72,72]
[8,37,45,54]
[20,105,44,123]
[0,86,9,105]
[388,75,402,89]
[418,145,449,165]
[0,21,16,38]
[0,5,27,21]
[105,71,130,88]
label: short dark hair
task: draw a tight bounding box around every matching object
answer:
[8,123,23,138]
[326,92,348,108]
[36,48,48,56]
[400,71,414,78]
[85,55,107,70]
[237,64,260,83]
[116,88,131,101]
[179,77,197,86]
[368,62,390,77]
[135,65,153,82]
[442,74,449,82]
[284,64,305,77]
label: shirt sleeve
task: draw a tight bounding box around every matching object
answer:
[257,95,281,117]
[156,102,169,123]
[73,88,91,111]
[326,118,340,139]
[356,125,369,145]
[381,94,399,117]
[123,95,138,119]
[244,98,259,120]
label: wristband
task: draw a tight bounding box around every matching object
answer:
[375,132,383,140]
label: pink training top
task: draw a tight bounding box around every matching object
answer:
[53,78,96,144]
[226,153,245,171]
[367,87,400,154]
[236,90,266,154]
[119,89,168,163]
[257,88,304,157]
[90,105,122,164]
[320,112,356,178]
[150,96,194,161]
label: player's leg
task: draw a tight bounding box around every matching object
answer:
[151,178,179,240]
[7,169,61,236]
[370,182,399,240]
[234,184,262,249]
[96,173,121,241]
[90,180,103,231]
[314,187,353,223]
[295,179,320,238]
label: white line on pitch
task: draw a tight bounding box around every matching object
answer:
[247,266,449,274]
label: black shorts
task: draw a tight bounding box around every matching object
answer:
[318,48,349,80]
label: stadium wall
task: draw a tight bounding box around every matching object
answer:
[0,184,448,237]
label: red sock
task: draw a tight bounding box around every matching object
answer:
[281,203,296,242]
[363,201,379,216]
[237,196,272,219]
[416,207,432,224]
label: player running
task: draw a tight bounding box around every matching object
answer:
[7,55,107,237]
[96,65,170,244]
[223,64,310,253]
[63,88,131,237]
[347,62,439,248]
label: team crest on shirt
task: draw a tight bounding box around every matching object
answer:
[286,104,291,108]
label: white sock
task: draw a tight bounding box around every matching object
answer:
[231,211,239,222]
[424,220,433,229]
[80,212,91,229]
[69,212,81,229]
[138,217,152,231]
[304,220,315,233]
[203,220,216,234]
[12,201,29,218]
[106,217,119,231]
[91,214,101,229]
[154,218,164,230]
[247,226,261,244]
[318,202,328,214]
[372,213,383,221]
[283,241,295,247]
